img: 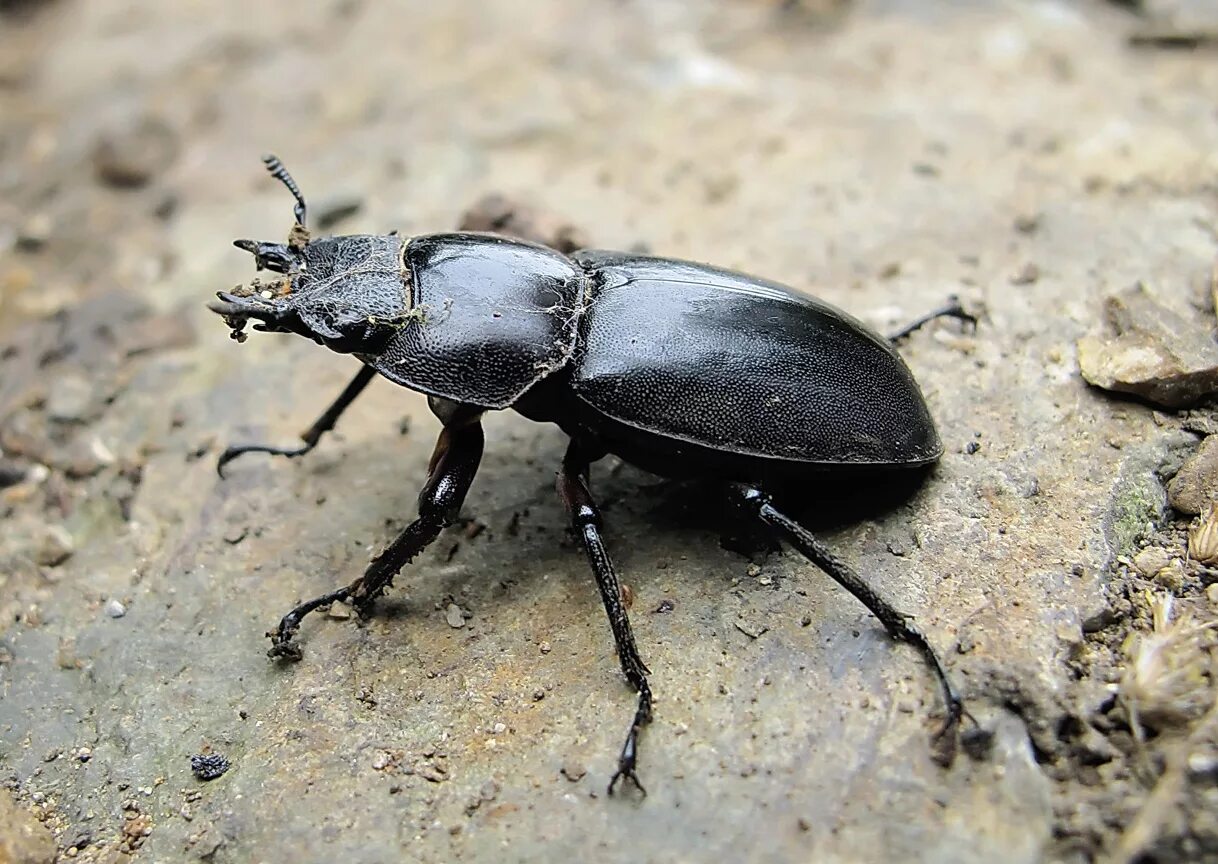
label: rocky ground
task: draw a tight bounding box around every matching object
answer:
[2,1,1218,862]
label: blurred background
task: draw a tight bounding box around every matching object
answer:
[2,1,1218,862]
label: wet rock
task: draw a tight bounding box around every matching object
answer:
[1167,435,1218,515]
[1077,283,1218,408]
[91,116,179,188]
[34,524,74,566]
[0,788,56,864]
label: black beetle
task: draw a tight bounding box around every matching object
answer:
[210,155,974,795]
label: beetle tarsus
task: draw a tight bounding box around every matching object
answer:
[267,584,355,660]
[218,442,311,477]
[558,441,655,796]
[264,420,485,658]
[608,687,652,797]
[733,485,966,765]
[608,727,648,797]
[887,295,977,344]
[217,365,378,478]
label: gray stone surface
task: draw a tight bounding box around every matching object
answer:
[1078,283,1218,408]
[1,1,1217,862]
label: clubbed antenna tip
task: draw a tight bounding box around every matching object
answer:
[262,153,307,228]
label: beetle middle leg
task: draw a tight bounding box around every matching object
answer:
[217,363,377,477]
[730,484,966,764]
[268,416,485,660]
[557,441,653,796]
[887,295,976,344]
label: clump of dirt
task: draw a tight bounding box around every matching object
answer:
[1040,435,1218,863]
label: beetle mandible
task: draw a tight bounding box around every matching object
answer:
[210,155,975,795]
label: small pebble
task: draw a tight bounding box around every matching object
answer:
[560,761,586,782]
[16,212,52,251]
[327,601,352,620]
[1010,263,1040,285]
[190,753,231,781]
[1187,753,1218,779]
[445,603,466,629]
[92,115,179,188]
[35,524,75,567]
[1153,561,1185,591]
[1133,547,1171,577]
[104,599,127,619]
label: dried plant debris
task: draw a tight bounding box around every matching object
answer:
[1118,592,1216,740]
[1078,283,1218,408]
[1189,504,1218,565]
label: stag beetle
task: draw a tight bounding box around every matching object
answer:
[210,155,975,795]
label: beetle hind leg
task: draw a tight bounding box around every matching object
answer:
[731,484,966,764]
[886,295,977,345]
[267,417,485,660]
[558,441,654,796]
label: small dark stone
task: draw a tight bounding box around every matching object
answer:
[190,753,231,781]
[961,725,996,761]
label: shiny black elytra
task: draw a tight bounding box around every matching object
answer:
[210,155,974,796]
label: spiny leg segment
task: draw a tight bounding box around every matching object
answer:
[557,440,653,795]
[268,417,485,659]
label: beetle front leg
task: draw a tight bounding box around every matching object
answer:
[731,485,967,765]
[218,364,377,477]
[268,416,485,660]
[557,441,653,797]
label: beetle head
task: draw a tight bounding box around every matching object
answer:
[210,156,410,353]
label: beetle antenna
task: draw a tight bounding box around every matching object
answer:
[262,154,308,228]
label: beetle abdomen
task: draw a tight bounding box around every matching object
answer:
[569,252,941,467]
